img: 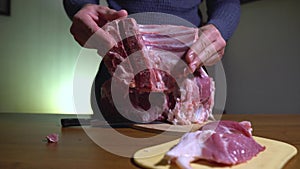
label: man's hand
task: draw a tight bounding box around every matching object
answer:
[70,4,127,55]
[185,24,226,72]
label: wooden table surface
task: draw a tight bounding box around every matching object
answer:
[0,113,299,169]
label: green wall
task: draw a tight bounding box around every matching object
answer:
[0,0,82,114]
[223,0,300,114]
[1,0,299,114]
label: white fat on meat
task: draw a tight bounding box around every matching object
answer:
[168,78,203,125]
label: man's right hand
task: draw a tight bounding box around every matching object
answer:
[70,4,128,55]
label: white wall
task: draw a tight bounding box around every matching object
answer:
[223,0,300,114]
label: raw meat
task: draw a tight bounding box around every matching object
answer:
[165,120,266,168]
[100,18,215,124]
[46,133,59,143]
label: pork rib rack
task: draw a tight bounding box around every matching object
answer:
[99,18,215,125]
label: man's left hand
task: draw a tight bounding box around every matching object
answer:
[185,24,226,72]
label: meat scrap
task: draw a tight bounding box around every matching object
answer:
[46,133,59,143]
[100,18,215,124]
[165,120,266,169]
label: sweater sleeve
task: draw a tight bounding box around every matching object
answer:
[206,0,240,41]
[63,0,99,20]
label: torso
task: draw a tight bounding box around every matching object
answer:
[107,0,203,26]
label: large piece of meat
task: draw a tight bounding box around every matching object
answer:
[100,18,215,124]
[165,120,266,168]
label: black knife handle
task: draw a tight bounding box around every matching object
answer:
[61,118,91,127]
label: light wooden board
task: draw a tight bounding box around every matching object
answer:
[132,121,211,133]
[133,136,297,169]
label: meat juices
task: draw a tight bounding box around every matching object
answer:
[100,18,215,124]
[165,121,266,169]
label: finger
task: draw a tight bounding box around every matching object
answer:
[86,28,117,55]
[200,24,221,42]
[198,27,226,66]
[104,9,128,21]
[97,7,128,21]
[70,22,95,47]
[199,43,226,66]
[115,9,128,18]
[203,52,220,66]
[71,16,116,51]
[185,32,211,64]
[71,13,100,37]
[210,33,226,52]
[188,55,203,72]
[189,43,216,71]
[191,31,211,54]
[185,50,196,64]
[201,35,226,66]
[199,44,217,63]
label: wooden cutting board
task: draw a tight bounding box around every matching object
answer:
[132,121,211,133]
[133,136,297,169]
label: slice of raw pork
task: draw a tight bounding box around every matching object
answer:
[165,120,266,168]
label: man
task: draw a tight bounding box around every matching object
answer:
[63,0,240,123]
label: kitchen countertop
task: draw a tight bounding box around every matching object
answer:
[0,113,299,169]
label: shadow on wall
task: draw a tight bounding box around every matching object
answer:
[240,0,260,5]
[223,0,300,114]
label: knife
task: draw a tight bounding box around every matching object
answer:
[61,118,164,128]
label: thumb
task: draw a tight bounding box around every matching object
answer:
[104,9,128,21]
